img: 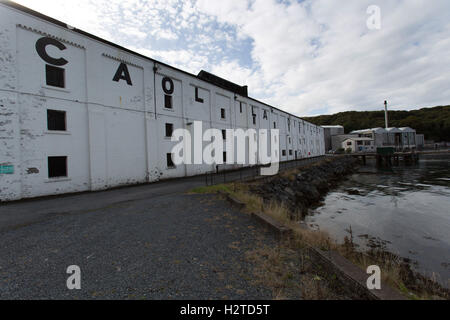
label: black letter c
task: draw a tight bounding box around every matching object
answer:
[36,37,68,66]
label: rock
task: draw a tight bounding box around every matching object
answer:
[251,156,359,216]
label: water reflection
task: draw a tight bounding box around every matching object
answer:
[305,154,450,286]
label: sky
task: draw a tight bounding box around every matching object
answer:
[12,0,450,117]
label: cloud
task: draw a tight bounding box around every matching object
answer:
[194,0,450,115]
[12,0,450,116]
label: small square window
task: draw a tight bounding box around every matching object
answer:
[221,108,226,119]
[165,95,173,109]
[195,87,204,103]
[48,156,67,178]
[165,123,173,137]
[46,65,65,88]
[47,109,66,131]
[167,153,175,168]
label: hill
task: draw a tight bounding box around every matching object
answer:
[304,105,450,142]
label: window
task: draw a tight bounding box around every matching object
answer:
[48,156,67,178]
[253,115,257,125]
[221,108,226,119]
[195,87,204,103]
[165,123,173,137]
[289,138,291,144]
[274,122,277,129]
[165,95,173,109]
[282,150,286,157]
[289,150,293,156]
[167,153,175,168]
[46,65,65,88]
[263,110,268,120]
[239,102,243,113]
[222,130,226,140]
[223,152,227,163]
[347,142,352,146]
[288,120,291,131]
[357,141,363,146]
[47,109,66,131]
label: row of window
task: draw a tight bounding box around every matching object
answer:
[43,64,321,136]
[47,147,317,178]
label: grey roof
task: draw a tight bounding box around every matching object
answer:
[321,125,344,129]
[351,127,387,134]
[399,127,416,133]
[386,127,402,133]
[343,137,374,142]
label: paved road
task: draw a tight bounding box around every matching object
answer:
[0,177,276,300]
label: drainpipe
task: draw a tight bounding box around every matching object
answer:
[384,100,389,129]
[153,63,158,120]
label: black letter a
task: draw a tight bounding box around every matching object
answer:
[113,63,133,86]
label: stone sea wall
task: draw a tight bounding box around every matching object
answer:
[252,156,359,218]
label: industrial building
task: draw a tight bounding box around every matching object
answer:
[323,126,423,153]
[341,137,375,153]
[322,125,344,152]
[0,1,325,201]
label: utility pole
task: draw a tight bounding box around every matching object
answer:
[384,100,389,129]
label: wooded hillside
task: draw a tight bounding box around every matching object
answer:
[304,105,450,142]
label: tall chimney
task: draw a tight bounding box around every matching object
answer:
[384,100,389,129]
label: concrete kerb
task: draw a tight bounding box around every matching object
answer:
[226,194,246,210]
[251,212,293,241]
[227,203,406,300]
[307,247,407,300]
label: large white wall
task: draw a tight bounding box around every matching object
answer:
[0,2,325,201]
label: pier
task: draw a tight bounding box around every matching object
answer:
[352,151,420,166]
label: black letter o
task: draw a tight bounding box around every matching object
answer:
[162,77,174,95]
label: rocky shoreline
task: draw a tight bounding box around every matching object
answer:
[251,156,359,218]
[247,156,450,299]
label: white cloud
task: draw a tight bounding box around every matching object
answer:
[195,0,450,115]
[12,0,450,116]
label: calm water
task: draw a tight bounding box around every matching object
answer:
[305,154,450,286]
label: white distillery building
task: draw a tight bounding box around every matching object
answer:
[0,2,325,201]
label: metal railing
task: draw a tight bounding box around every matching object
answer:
[204,156,327,186]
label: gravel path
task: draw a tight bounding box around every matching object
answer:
[0,190,277,300]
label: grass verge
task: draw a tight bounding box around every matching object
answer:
[191,182,449,300]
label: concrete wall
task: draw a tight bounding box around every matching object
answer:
[0,3,325,201]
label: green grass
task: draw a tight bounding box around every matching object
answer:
[190,184,233,194]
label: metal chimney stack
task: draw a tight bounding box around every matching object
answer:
[384,100,389,129]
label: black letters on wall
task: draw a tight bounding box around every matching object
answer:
[35,37,68,66]
[162,77,174,95]
[113,63,133,86]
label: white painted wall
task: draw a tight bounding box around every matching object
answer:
[0,3,325,201]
